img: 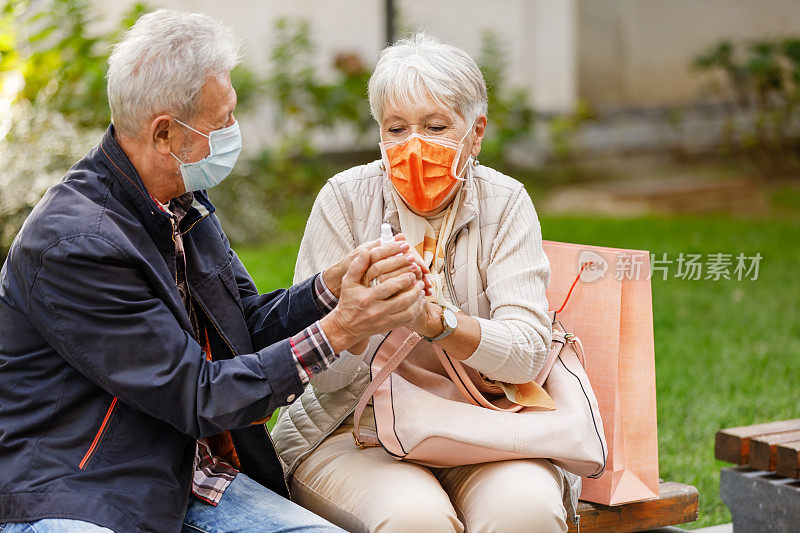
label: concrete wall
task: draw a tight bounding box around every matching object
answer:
[578,0,800,110]
[399,0,577,112]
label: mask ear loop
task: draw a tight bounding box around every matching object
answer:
[174,118,210,139]
[453,154,471,182]
[451,120,478,181]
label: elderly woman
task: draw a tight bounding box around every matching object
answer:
[272,34,577,532]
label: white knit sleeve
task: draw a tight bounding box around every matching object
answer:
[293,181,366,393]
[461,189,552,383]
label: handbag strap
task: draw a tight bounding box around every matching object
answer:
[352,330,422,447]
[565,332,586,368]
[432,344,523,412]
[442,221,525,411]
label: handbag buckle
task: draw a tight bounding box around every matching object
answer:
[352,430,379,449]
[352,430,367,449]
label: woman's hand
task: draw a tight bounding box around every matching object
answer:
[320,249,427,354]
[322,234,431,298]
[407,301,446,340]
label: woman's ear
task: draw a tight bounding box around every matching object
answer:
[151,115,178,156]
[470,115,487,157]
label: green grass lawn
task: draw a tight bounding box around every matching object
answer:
[236,211,799,529]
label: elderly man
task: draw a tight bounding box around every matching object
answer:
[0,10,429,533]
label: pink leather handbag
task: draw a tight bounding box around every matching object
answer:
[352,323,608,478]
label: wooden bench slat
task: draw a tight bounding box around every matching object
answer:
[749,430,800,471]
[775,440,800,479]
[568,481,698,532]
[715,419,800,465]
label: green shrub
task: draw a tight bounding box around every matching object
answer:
[693,38,800,180]
[0,0,146,258]
[477,30,536,167]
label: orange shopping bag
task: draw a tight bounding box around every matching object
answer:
[543,240,659,506]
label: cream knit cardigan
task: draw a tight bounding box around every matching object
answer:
[294,162,552,389]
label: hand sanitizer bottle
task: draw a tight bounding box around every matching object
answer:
[379,223,394,247]
[370,223,395,288]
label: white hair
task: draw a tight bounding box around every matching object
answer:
[368,33,488,125]
[107,9,242,138]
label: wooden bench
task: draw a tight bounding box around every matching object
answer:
[567,481,699,532]
[716,418,800,477]
[715,419,800,531]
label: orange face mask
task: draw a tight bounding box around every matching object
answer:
[380,131,470,213]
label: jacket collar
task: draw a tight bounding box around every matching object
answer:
[381,162,479,234]
[98,125,215,242]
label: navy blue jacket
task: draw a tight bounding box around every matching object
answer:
[0,127,321,532]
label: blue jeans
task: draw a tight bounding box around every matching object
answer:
[0,521,113,532]
[0,474,343,533]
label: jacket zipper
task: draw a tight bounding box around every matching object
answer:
[79,396,118,469]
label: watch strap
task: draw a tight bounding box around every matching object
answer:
[424,307,457,342]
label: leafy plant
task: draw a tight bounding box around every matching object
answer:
[693,38,800,180]
[548,100,595,161]
[0,0,135,258]
[477,30,535,167]
[266,18,373,145]
[0,0,267,258]
[214,18,375,242]
[1,0,148,129]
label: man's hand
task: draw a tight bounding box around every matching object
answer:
[320,249,427,354]
[322,235,432,298]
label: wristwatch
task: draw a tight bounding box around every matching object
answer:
[424,306,458,342]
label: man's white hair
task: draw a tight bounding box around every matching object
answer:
[107,9,242,138]
[368,33,488,125]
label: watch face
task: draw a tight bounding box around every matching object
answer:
[443,308,458,329]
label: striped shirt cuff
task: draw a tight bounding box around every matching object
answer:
[289,320,338,385]
[313,273,338,313]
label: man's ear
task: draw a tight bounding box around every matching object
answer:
[470,115,487,157]
[151,115,178,156]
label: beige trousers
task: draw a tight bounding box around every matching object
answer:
[290,429,568,533]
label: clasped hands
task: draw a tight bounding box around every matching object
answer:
[320,235,446,355]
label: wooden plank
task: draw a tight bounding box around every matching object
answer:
[568,481,698,532]
[715,419,800,465]
[776,440,800,479]
[749,430,800,471]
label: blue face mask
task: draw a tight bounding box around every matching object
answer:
[170,118,242,192]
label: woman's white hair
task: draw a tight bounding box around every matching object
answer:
[107,9,242,138]
[368,32,488,124]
